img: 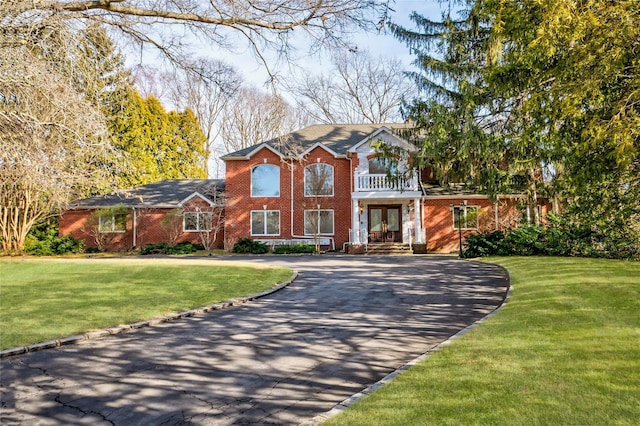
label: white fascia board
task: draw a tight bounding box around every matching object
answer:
[221,143,284,160]
[298,142,344,159]
[348,126,417,153]
[178,192,215,207]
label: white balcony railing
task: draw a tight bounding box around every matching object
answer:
[355,174,419,192]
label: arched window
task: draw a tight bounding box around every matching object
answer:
[304,163,334,196]
[251,164,280,197]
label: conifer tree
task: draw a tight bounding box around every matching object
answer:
[108,89,207,188]
[393,0,639,254]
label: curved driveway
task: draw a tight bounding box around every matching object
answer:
[1,256,508,425]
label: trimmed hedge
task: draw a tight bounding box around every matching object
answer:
[140,242,204,255]
[273,244,316,254]
[232,238,269,254]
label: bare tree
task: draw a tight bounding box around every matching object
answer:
[0,45,114,254]
[5,1,391,80]
[302,163,334,253]
[83,205,129,251]
[197,206,224,253]
[165,59,242,177]
[159,209,184,245]
[290,49,415,123]
[220,86,310,152]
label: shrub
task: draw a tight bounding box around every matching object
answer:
[232,238,269,254]
[140,242,204,255]
[463,231,505,258]
[463,213,639,260]
[24,220,84,256]
[273,244,316,254]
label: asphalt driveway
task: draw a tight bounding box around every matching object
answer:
[0,256,509,425]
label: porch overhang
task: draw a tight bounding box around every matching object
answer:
[352,191,423,200]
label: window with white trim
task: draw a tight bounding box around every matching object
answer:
[251,210,280,236]
[304,209,334,235]
[183,211,212,232]
[251,164,280,197]
[304,163,334,196]
[98,214,126,233]
[452,205,479,230]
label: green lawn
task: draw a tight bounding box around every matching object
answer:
[0,258,292,349]
[328,257,640,426]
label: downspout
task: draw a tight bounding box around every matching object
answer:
[343,154,355,253]
[132,207,137,250]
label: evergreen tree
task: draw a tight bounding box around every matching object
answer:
[391,2,544,215]
[393,0,639,250]
[108,89,207,187]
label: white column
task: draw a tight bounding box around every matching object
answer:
[352,199,360,243]
[414,198,423,243]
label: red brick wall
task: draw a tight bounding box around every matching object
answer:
[59,198,224,252]
[423,197,549,252]
[223,146,352,250]
[423,198,496,252]
[294,147,352,248]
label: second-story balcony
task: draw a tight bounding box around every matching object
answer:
[355,174,419,192]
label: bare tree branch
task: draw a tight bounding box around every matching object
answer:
[4,1,391,73]
[289,49,415,124]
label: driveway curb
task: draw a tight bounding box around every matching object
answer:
[0,271,298,358]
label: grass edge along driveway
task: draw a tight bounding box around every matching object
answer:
[327,257,640,426]
[0,257,293,350]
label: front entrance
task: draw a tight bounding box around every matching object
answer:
[368,205,402,243]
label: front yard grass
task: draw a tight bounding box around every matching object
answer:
[327,257,640,426]
[0,258,292,350]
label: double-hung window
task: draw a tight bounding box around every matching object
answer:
[184,211,212,232]
[98,213,126,233]
[251,210,280,236]
[304,209,334,235]
[452,205,479,230]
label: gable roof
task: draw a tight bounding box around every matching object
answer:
[221,123,414,160]
[347,126,418,153]
[67,179,225,209]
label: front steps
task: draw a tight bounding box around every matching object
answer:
[365,243,414,255]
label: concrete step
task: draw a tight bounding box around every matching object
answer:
[365,243,414,255]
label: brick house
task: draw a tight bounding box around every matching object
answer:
[222,124,545,253]
[59,179,225,251]
[60,124,546,253]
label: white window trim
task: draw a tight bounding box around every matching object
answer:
[183,211,213,233]
[250,210,281,236]
[452,205,479,230]
[304,209,335,235]
[98,214,126,233]
[304,163,335,197]
[251,164,280,198]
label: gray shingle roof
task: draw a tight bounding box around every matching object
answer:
[68,179,225,209]
[421,183,484,197]
[221,123,413,159]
